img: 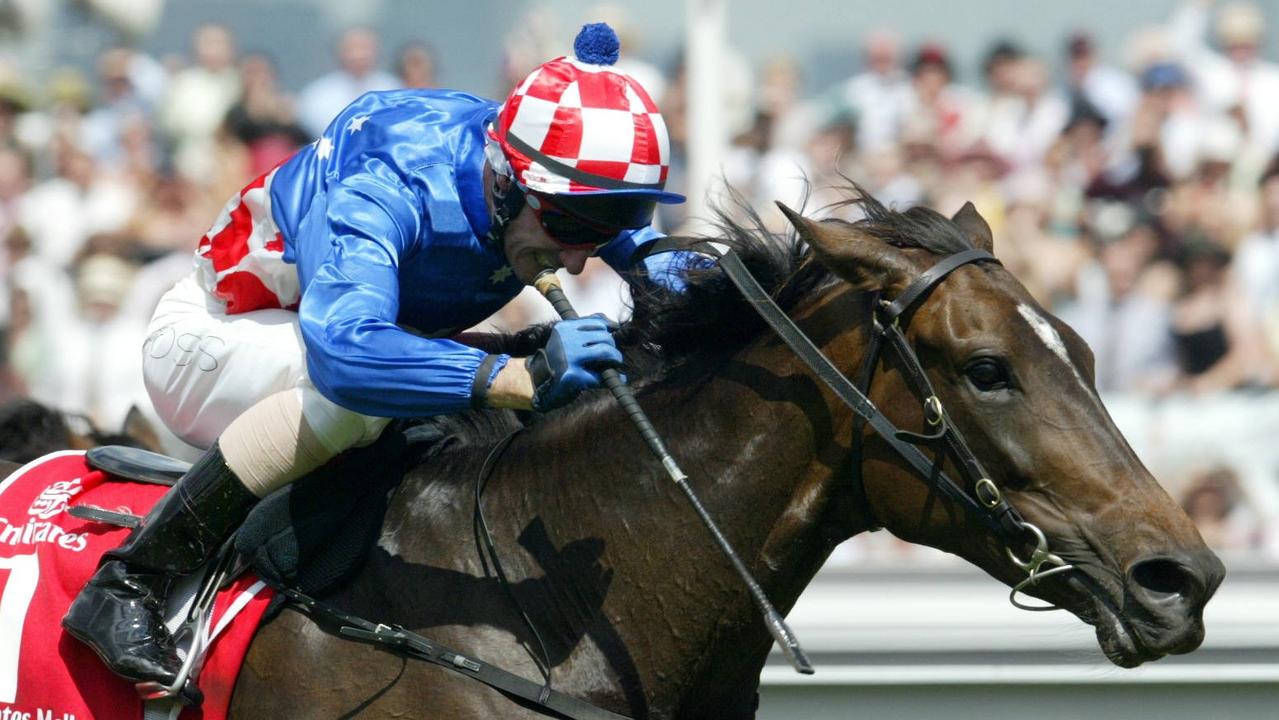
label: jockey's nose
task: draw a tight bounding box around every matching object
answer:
[558,248,592,275]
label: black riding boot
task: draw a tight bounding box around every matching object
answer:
[62,442,258,702]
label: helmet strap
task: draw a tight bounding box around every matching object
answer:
[485,166,526,248]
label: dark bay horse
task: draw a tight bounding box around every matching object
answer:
[232,194,1212,717]
[0,400,160,462]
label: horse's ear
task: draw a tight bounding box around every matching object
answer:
[951,201,994,253]
[122,406,162,453]
[775,202,912,291]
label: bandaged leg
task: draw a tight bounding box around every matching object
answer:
[218,385,391,498]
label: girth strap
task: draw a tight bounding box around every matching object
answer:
[276,585,633,720]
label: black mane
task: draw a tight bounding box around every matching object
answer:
[620,184,974,378]
[424,185,970,449]
[831,190,974,256]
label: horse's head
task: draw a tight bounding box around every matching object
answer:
[780,199,1224,668]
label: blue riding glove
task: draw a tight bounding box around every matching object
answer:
[641,250,716,293]
[527,315,624,412]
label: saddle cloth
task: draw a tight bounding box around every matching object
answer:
[0,451,273,720]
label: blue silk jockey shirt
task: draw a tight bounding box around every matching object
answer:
[266,88,678,419]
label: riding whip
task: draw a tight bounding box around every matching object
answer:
[533,268,814,675]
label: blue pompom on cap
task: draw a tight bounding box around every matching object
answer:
[574,23,620,66]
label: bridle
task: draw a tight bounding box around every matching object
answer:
[638,238,1074,610]
[843,248,1074,609]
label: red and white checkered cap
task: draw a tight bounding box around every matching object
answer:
[490,27,682,204]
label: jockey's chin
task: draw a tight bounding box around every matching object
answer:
[503,214,592,283]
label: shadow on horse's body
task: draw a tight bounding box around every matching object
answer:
[219,193,1220,718]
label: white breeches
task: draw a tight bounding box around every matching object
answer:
[141,274,389,455]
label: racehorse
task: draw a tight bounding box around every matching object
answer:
[21,192,1226,719]
[0,400,159,462]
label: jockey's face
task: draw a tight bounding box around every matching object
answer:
[485,161,593,283]
[503,202,593,283]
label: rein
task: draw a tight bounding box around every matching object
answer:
[636,237,1072,609]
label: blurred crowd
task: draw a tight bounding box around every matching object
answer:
[0,22,436,440]
[0,1,1274,559]
[710,2,1279,403]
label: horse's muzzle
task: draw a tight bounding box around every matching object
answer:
[1119,549,1226,657]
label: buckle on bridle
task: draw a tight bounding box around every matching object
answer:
[923,396,944,426]
[872,298,899,333]
[974,477,1002,509]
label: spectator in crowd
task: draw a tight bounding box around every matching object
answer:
[983,57,1069,174]
[0,70,33,151]
[161,23,242,183]
[1233,162,1279,361]
[394,41,438,89]
[996,176,1091,308]
[1085,62,1183,213]
[0,146,30,252]
[1048,102,1109,226]
[754,111,858,225]
[589,3,668,103]
[755,54,813,154]
[17,138,135,270]
[296,27,400,138]
[79,46,166,168]
[1161,115,1255,253]
[66,251,146,429]
[902,43,980,159]
[979,38,1025,103]
[932,141,1010,236]
[222,52,310,176]
[1179,465,1265,552]
[1058,214,1179,392]
[1170,0,1279,173]
[863,143,924,211]
[833,30,912,154]
[124,172,212,261]
[5,226,79,410]
[1168,237,1236,390]
[1064,31,1138,130]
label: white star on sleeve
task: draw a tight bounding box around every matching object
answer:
[316,136,333,160]
[348,115,370,133]
[489,265,514,284]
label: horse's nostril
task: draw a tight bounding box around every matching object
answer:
[1130,558,1196,598]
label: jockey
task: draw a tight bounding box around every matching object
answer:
[62,23,691,700]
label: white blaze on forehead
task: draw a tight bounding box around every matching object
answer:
[1016,303,1092,389]
[1017,304,1071,365]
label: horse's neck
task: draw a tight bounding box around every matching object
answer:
[538,288,869,713]
[378,287,869,717]
[640,289,869,706]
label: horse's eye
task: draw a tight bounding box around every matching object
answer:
[964,358,1010,392]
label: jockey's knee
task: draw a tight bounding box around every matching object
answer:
[219,386,390,497]
[297,384,390,452]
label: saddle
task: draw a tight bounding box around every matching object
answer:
[79,420,630,720]
[87,423,423,600]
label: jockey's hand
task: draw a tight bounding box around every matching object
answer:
[640,249,715,293]
[527,315,623,412]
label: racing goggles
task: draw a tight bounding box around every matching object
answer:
[526,191,657,250]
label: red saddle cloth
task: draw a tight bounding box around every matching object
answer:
[0,451,274,720]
